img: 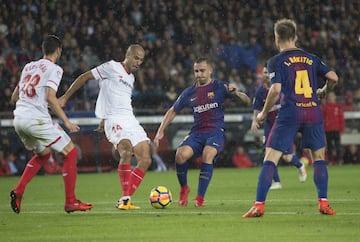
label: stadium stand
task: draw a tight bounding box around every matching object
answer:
[0,0,359,172]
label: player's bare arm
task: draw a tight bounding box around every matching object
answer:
[317,71,339,98]
[251,109,261,133]
[47,87,80,133]
[10,86,19,104]
[226,83,251,106]
[154,107,177,147]
[257,83,280,123]
[59,71,95,106]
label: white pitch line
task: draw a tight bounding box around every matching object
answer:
[1,210,360,216]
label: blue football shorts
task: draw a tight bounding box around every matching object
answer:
[179,129,225,160]
[267,122,325,152]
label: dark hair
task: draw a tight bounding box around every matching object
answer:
[194,57,214,69]
[42,35,62,55]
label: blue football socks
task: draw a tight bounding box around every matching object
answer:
[197,163,213,197]
[273,166,280,182]
[290,155,303,168]
[175,161,189,187]
[313,160,328,198]
[256,161,276,202]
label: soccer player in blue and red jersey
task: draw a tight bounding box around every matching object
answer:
[243,19,338,217]
[251,64,307,190]
[154,57,250,207]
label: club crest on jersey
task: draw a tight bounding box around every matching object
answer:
[207,92,214,99]
[269,72,275,80]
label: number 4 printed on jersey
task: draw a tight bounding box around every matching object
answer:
[295,70,313,98]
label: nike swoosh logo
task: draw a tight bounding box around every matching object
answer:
[191,97,197,101]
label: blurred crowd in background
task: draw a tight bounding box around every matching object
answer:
[0,0,359,113]
[0,0,359,175]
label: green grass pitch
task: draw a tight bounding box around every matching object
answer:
[1,165,360,242]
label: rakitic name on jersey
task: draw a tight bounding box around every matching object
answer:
[284,56,313,66]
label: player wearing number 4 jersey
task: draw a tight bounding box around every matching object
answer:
[10,35,92,214]
[251,64,307,190]
[243,19,338,218]
[60,44,151,210]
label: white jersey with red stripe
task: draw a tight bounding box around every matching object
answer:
[91,60,135,118]
[13,58,63,119]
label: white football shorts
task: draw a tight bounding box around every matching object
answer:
[104,115,149,147]
[13,117,71,153]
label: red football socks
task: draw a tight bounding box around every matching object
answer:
[14,153,51,195]
[118,164,131,196]
[128,167,145,196]
[62,148,78,204]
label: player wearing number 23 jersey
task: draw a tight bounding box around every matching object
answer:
[14,59,63,119]
[10,35,92,214]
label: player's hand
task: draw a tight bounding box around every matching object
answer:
[316,88,326,99]
[256,111,266,124]
[64,121,80,133]
[94,119,104,133]
[153,132,164,148]
[251,120,260,133]
[225,83,237,93]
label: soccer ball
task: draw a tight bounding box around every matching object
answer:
[149,186,172,209]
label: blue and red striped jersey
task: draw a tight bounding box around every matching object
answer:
[252,85,280,137]
[267,49,331,124]
[173,79,233,134]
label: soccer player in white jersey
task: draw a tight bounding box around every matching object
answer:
[60,44,151,210]
[10,35,93,214]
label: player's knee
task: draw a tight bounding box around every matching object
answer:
[119,149,133,161]
[282,154,292,162]
[175,152,188,163]
[60,141,75,156]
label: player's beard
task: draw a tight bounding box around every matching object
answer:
[196,77,208,85]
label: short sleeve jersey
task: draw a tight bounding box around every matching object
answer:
[173,79,233,134]
[14,58,63,119]
[267,49,331,124]
[91,60,134,118]
[252,85,281,137]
